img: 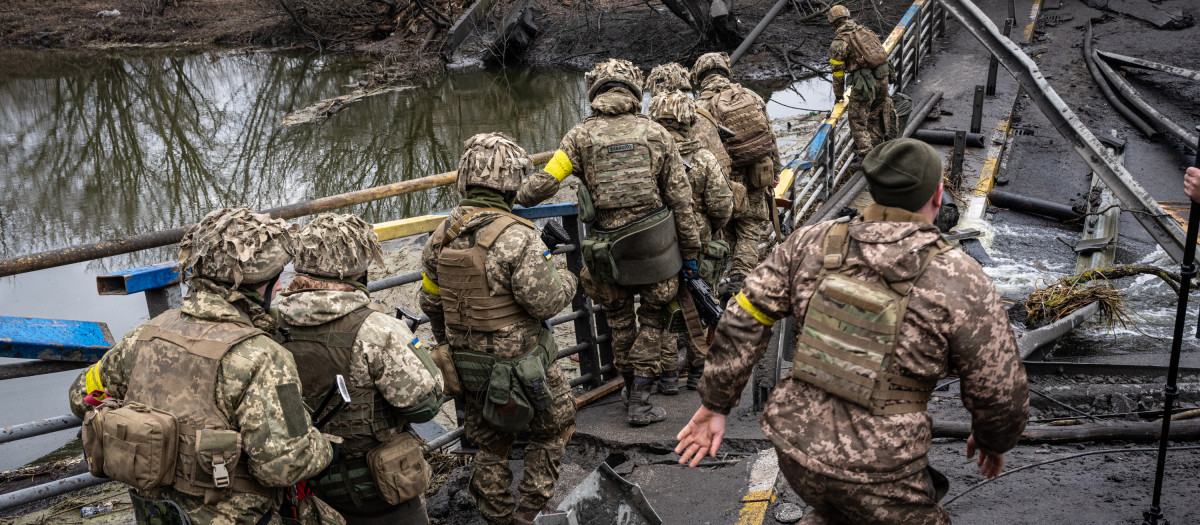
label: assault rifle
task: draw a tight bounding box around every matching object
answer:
[683,275,723,327]
[540,219,571,252]
[717,125,736,142]
[396,306,428,330]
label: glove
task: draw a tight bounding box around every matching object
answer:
[682,259,699,279]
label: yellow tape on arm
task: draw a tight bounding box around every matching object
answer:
[545,149,573,182]
[735,292,775,327]
[85,364,106,394]
[832,71,844,77]
[421,272,441,296]
[829,59,844,65]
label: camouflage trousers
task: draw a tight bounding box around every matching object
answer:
[722,165,771,277]
[130,486,280,525]
[465,368,577,525]
[660,331,706,371]
[778,453,950,525]
[847,85,893,155]
[580,267,676,379]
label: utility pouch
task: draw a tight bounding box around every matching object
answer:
[366,433,430,506]
[81,402,110,479]
[432,344,462,397]
[730,180,749,218]
[698,240,731,288]
[195,429,242,492]
[452,349,498,393]
[483,363,535,432]
[749,156,776,189]
[583,207,681,286]
[512,328,557,411]
[577,183,597,224]
[98,402,179,491]
[663,300,686,333]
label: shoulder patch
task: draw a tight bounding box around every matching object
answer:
[276,382,309,438]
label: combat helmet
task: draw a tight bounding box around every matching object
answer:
[293,213,385,280]
[690,52,732,86]
[645,63,692,96]
[827,4,850,25]
[178,207,296,287]
[585,59,645,102]
[456,132,532,196]
[649,91,698,129]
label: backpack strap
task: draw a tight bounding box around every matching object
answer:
[822,217,853,270]
[441,208,534,246]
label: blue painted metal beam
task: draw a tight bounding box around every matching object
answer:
[0,316,113,362]
[512,203,579,220]
[97,262,180,295]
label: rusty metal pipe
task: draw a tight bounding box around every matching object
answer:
[913,129,986,147]
[0,415,82,445]
[902,91,943,138]
[0,151,554,278]
[987,190,1082,222]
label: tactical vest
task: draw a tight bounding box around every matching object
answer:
[435,209,536,332]
[711,85,775,168]
[126,310,277,502]
[791,219,952,416]
[583,115,662,210]
[282,306,402,454]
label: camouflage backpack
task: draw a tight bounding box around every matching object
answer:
[710,85,775,168]
[842,24,888,69]
[790,218,951,415]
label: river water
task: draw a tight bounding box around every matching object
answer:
[0,47,833,470]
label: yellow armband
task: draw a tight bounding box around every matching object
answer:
[84,364,109,403]
[832,71,845,77]
[421,272,441,296]
[829,59,845,65]
[545,149,573,182]
[735,292,775,326]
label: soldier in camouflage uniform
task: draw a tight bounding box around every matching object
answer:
[645,62,733,178]
[418,133,578,525]
[517,59,702,427]
[69,208,334,525]
[690,52,780,305]
[829,5,894,155]
[677,139,1029,524]
[276,213,444,525]
[648,91,733,393]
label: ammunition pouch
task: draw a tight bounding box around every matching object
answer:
[698,240,730,288]
[455,328,557,432]
[581,207,682,285]
[663,300,686,333]
[83,399,179,491]
[577,184,597,224]
[366,433,430,506]
[309,454,385,512]
[394,338,444,424]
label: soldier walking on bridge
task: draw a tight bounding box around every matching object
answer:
[69,208,334,525]
[419,133,578,525]
[677,139,1030,524]
[649,90,733,393]
[645,62,734,179]
[277,213,444,524]
[517,59,702,427]
[829,5,895,156]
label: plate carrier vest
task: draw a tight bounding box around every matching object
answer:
[791,219,952,416]
[583,115,662,210]
[434,209,537,332]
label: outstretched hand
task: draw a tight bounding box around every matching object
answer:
[966,433,1005,479]
[675,405,727,467]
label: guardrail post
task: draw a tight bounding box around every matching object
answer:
[970,85,985,133]
[562,214,603,389]
[950,130,967,188]
[987,19,1013,96]
[938,1,947,38]
[824,131,836,200]
[915,3,924,74]
[97,262,182,318]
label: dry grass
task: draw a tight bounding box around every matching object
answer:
[425,449,472,497]
[1025,276,1130,329]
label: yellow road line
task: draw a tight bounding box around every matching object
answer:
[1024,0,1044,43]
[734,448,780,525]
[974,118,1011,195]
[735,490,776,525]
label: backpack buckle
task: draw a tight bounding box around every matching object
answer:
[212,453,230,489]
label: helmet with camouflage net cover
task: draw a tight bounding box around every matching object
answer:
[178,207,296,287]
[585,59,644,101]
[293,213,385,280]
[690,52,732,86]
[649,91,697,128]
[645,63,692,96]
[827,4,850,25]
[456,132,531,196]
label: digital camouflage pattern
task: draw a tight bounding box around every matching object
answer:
[584,58,644,101]
[700,204,1029,491]
[689,52,732,86]
[644,63,692,96]
[178,207,297,287]
[456,132,532,196]
[831,19,893,155]
[582,265,677,378]
[293,213,385,280]
[692,109,733,177]
[70,280,333,525]
[417,202,577,525]
[778,453,950,525]
[275,275,443,456]
[648,91,698,128]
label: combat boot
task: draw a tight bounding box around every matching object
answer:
[628,377,667,426]
[657,368,680,396]
[621,372,634,407]
[718,274,745,307]
[686,364,704,390]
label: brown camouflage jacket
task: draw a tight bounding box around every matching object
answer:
[700,205,1029,483]
[515,88,702,259]
[418,206,579,360]
[830,19,866,100]
[69,285,333,523]
[676,133,733,241]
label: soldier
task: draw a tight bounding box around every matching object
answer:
[419,133,578,525]
[676,139,1030,524]
[648,91,733,393]
[516,59,702,427]
[690,52,780,306]
[69,207,334,525]
[645,62,734,178]
[276,212,444,525]
[828,5,894,155]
